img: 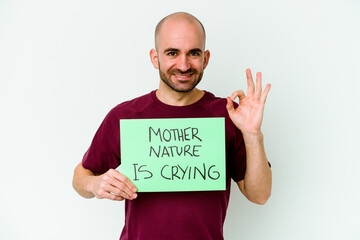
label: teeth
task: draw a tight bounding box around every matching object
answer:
[175,74,191,77]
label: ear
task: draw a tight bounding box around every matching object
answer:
[150,49,159,69]
[203,50,210,70]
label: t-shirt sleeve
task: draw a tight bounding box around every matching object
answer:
[82,109,120,174]
[228,125,271,182]
[228,127,247,182]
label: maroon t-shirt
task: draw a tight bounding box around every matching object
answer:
[82,90,246,240]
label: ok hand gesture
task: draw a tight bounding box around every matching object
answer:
[226,69,271,135]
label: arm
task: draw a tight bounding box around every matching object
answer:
[226,69,272,205]
[237,132,271,205]
[72,162,137,201]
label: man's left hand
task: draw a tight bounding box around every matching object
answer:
[226,68,271,134]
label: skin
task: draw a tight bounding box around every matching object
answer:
[226,70,272,204]
[73,12,272,205]
[150,13,210,106]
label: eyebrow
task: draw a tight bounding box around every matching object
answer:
[163,48,203,53]
[164,48,179,53]
[189,48,202,52]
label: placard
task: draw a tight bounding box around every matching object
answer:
[119,118,225,192]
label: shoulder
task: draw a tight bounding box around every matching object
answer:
[202,90,240,137]
[106,91,155,119]
[201,90,239,111]
[94,91,154,130]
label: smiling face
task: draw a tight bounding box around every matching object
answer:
[150,14,210,93]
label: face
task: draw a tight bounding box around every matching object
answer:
[151,19,210,93]
[157,49,205,92]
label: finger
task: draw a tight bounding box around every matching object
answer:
[102,191,125,201]
[230,90,246,101]
[109,170,138,198]
[107,179,137,200]
[246,68,255,96]
[93,184,126,200]
[100,173,136,200]
[226,97,235,115]
[108,169,137,192]
[106,184,135,200]
[260,84,271,103]
[109,194,125,201]
[256,72,262,100]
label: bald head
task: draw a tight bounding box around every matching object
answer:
[154,12,206,50]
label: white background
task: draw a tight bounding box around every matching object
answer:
[1,0,359,239]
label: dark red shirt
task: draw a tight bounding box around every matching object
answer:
[82,90,246,240]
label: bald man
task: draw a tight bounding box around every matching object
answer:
[73,12,271,240]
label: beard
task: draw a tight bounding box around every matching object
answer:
[158,63,204,93]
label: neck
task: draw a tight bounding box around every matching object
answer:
[156,83,204,106]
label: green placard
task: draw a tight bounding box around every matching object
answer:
[119,118,226,192]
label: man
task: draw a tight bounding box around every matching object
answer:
[73,12,272,240]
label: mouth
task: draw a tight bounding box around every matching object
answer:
[172,73,193,81]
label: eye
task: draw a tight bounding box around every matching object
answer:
[189,52,201,56]
[167,52,177,57]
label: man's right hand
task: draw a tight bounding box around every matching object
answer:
[89,169,138,201]
[73,163,137,201]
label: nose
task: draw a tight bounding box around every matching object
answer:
[176,55,191,72]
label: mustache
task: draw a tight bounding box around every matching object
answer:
[170,68,198,75]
